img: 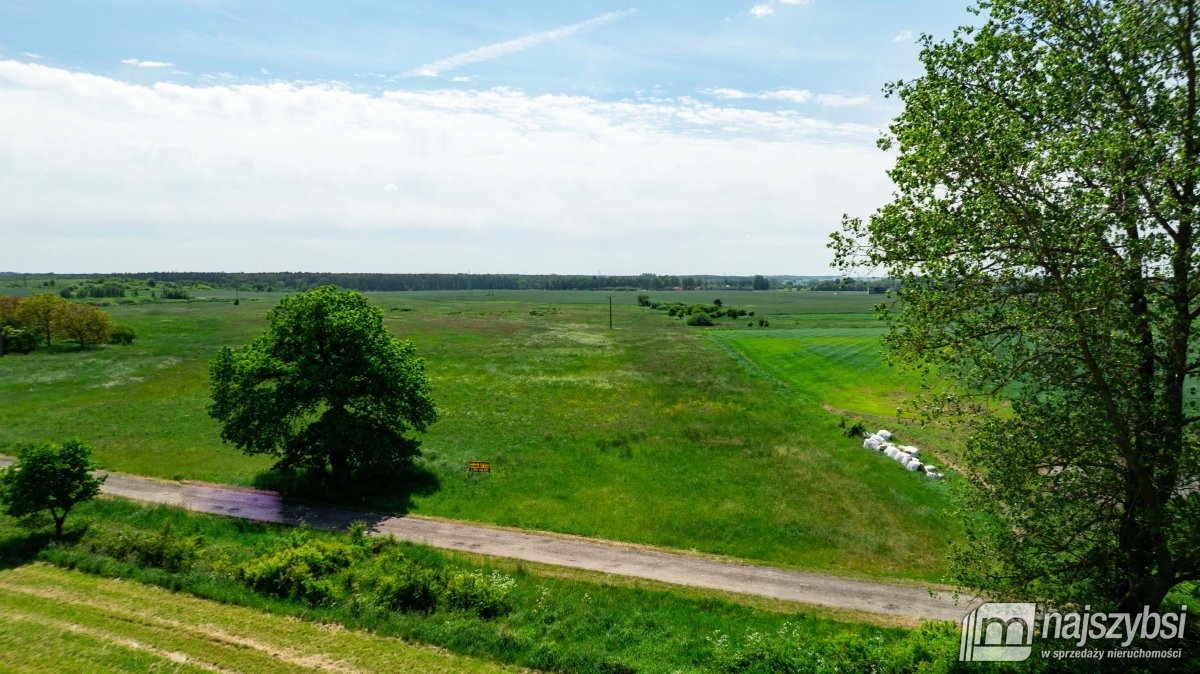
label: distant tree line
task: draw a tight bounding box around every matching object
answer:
[49,278,191,302]
[16,272,785,293]
[805,278,900,292]
[638,296,766,328]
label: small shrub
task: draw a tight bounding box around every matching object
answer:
[375,564,443,613]
[636,293,651,307]
[110,324,137,345]
[2,327,38,354]
[239,537,361,604]
[841,419,867,438]
[80,523,200,571]
[687,312,714,327]
[442,569,516,618]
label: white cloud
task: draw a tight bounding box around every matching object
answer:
[703,87,751,99]
[21,52,43,60]
[750,0,809,18]
[814,93,870,106]
[121,58,173,68]
[701,87,865,106]
[893,30,914,42]
[762,89,814,104]
[407,9,636,77]
[0,60,890,274]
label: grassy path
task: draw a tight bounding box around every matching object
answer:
[0,562,524,673]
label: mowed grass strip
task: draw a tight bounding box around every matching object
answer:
[0,562,522,674]
[0,290,956,581]
[713,328,927,417]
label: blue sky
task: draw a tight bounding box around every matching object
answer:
[0,1,975,274]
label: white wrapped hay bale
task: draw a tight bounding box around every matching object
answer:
[863,437,882,450]
[877,429,893,440]
[905,459,922,472]
[901,445,920,456]
[927,471,945,480]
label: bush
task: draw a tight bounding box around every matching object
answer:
[636,293,651,307]
[375,564,444,613]
[239,536,361,604]
[80,523,200,571]
[687,312,714,327]
[442,569,516,618]
[160,286,191,300]
[2,327,38,354]
[840,418,867,438]
[110,324,137,345]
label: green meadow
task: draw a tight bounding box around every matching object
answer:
[0,563,520,674]
[0,499,965,673]
[0,288,956,581]
[714,326,922,418]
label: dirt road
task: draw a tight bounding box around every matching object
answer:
[0,458,978,621]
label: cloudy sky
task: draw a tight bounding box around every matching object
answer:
[0,1,973,275]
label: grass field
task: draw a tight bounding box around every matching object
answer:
[0,562,520,673]
[0,498,964,673]
[0,289,957,581]
[714,327,922,418]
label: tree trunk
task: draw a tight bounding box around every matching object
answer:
[1116,461,1175,612]
[1117,569,1175,613]
[329,450,351,485]
[53,516,64,538]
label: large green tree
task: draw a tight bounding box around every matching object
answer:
[834,0,1200,611]
[208,286,436,483]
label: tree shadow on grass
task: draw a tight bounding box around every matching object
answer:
[0,519,85,571]
[251,462,440,517]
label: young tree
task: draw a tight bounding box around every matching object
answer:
[208,286,437,483]
[54,302,113,348]
[0,295,20,356]
[833,0,1199,611]
[15,293,67,347]
[0,439,106,537]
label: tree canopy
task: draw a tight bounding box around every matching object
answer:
[834,0,1200,611]
[1,439,106,537]
[208,286,437,483]
[15,293,66,347]
[55,302,113,348]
